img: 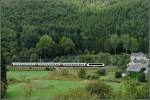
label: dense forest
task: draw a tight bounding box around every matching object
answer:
[1,0,149,63]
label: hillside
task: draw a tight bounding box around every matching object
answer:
[1,0,149,63]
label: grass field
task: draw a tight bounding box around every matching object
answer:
[6,69,122,99]
[6,70,86,99]
[7,80,85,99]
[7,71,49,80]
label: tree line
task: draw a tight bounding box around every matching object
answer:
[1,0,148,63]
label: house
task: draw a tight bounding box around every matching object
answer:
[127,62,147,72]
[127,52,149,81]
[127,52,148,72]
[130,52,147,61]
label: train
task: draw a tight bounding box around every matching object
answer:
[11,62,105,67]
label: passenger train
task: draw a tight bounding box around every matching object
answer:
[11,62,105,67]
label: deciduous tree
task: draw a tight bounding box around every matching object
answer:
[36,34,55,59]
[130,37,139,52]
[121,34,130,53]
[59,37,75,55]
[110,34,120,55]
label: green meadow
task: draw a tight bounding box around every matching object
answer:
[6,69,122,99]
[7,80,85,99]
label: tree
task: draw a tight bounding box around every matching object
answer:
[61,69,69,75]
[86,81,113,99]
[138,73,146,82]
[53,88,99,100]
[130,37,139,52]
[12,55,18,62]
[30,53,39,62]
[104,38,111,52]
[59,37,75,55]
[1,0,149,65]
[84,49,90,54]
[1,55,7,98]
[115,71,122,78]
[110,34,120,55]
[24,80,33,99]
[19,48,30,62]
[21,25,39,48]
[121,34,130,53]
[96,69,106,76]
[136,83,148,99]
[78,68,86,79]
[119,79,148,99]
[36,34,55,59]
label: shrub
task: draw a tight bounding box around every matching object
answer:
[86,81,113,99]
[138,73,146,82]
[8,78,18,83]
[78,68,86,79]
[45,67,49,71]
[119,78,148,99]
[48,67,55,71]
[111,54,130,66]
[114,78,148,99]
[1,81,7,98]
[136,83,148,99]
[128,72,141,79]
[96,69,106,76]
[24,80,33,99]
[87,75,99,80]
[53,88,99,100]
[61,69,69,75]
[115,71,122,78]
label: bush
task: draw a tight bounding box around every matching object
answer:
[115,71,122,78]
[115,79,148,99]
[49,67,55,71]
[8,78,18,83]
[86,81,113,99]
[136,83,148,99]
[24,80,33,99]
[78,68,86,79]
[111,54,130,66]
[96,69,106,76]
[61,69,69,75]
[53,88,99,100]
[119,79,148,99]
[87,75,99,80]
[138,73,146,82]
[128,72,141,79]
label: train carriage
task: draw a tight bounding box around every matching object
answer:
[11,62,105,69]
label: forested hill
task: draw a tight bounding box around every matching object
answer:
[1,0,149,62]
